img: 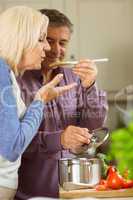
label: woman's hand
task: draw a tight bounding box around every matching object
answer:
[35,74,77,103]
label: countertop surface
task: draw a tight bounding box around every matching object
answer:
[60,188,133,199]
[28,197,133,200]
[75,198,133,200]
[28,198,133,200]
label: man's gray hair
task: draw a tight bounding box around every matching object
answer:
[40,9,73,33]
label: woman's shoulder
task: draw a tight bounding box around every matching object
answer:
[0,58,10,76]
[0,58,11,85]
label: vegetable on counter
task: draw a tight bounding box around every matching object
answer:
[97,153,109,179]
[107,121,133,179]
[95,166,133,191]
[95,120,133,191]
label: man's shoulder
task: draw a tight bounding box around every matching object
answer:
[17,70,41,84]
[17,70,41,98]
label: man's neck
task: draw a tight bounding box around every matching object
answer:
[41,66,49,76]
[41,64,54,84]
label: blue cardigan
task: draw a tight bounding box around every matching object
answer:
[0,58,44,162]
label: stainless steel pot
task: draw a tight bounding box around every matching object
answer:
[59,158,101,190]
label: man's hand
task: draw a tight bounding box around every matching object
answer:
[72,59,97,88]
[61,125,91,150]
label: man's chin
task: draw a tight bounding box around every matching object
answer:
[42,57,64,69]
[42,59,57,69]
[46,57,61,63]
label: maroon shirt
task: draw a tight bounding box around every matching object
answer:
[15,67,108,199]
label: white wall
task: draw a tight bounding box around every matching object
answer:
[0,0,133,129]
[65,0,133,92]
[0,0,132,92]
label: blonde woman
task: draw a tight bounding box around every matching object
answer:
[0,6,76,200]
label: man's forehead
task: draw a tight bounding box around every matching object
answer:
[47,26,71,40]
[47,26,70,34]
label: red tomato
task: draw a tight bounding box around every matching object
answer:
[106,166,124,189]
[95,184,108,191]
[99,179,107,185]
[122,180,133,188]
[95,179,108,191]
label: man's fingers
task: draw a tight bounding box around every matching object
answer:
[48,74,63,87]
[72,71,86,79]
[56,83,77,96]
[73,66,94,72]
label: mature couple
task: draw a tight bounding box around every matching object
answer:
[0,6,107,200]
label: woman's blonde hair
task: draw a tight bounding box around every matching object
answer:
[0,6,48,75]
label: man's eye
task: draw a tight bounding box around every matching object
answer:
[47,39,53,44]
[60,43,67,47]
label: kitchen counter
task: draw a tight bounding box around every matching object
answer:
[73,198,133,200]
[60,188,133,199]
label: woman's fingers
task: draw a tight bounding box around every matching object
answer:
[48,73,63,87]
[35,75,77,103]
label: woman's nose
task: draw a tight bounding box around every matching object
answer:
[44,40,51,51]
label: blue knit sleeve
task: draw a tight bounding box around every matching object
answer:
[0,59,44,162]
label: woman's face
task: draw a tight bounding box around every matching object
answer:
[18,26,50,73]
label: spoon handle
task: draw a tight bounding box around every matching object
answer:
[49,58,109,68]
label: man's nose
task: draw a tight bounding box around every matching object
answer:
[52,43,61,57]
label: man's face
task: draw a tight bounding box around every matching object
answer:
[42,25,71,68]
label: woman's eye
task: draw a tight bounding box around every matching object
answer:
[39,39,43,42]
